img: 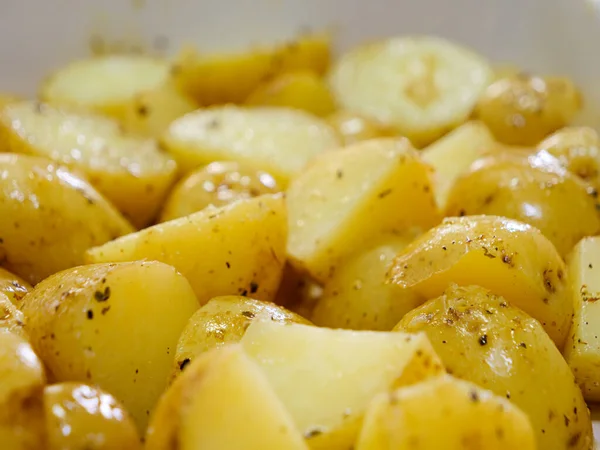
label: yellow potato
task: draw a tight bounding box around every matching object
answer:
[0,294,27,339]
[44,382,141,450]
[147,344,308,450]
[172,295,310,380]
[326,110,398,146]
[241,320,444,449]
[86,194,287,305]
[387,215,572,347]
[162,105,340,184]
[0,266,31,307]
[159,161,280,222]
[445,152,600,257]
[172,34,331,106]
[246,71,336,117]
[0,154,133,284]
[0,93,22,108]
[396,284,593,450]
[288,138,440,283]
[22,261,200,431]
[0,101,177,228]
[356,375,536,450]
[475,73,582,145]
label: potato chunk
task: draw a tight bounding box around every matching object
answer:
[287,138,439,283]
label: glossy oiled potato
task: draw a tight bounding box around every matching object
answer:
[475,73,582,145]
[22,261,200,431]
[44,382,141,450]
[0,267,31,307]
[87,194,287,305]
[0,154,134,284]
[387,215,572,347]
[445,152,600,257]
[356,375,536,450]
[326,110,397,146]
[172,295,310,380]
[396,285,593,450]
[160,161,280,222]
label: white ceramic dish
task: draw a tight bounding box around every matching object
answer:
[1,0,599,445]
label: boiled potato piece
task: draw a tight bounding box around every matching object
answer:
[22,261,199,431]
[146,344,308,450]
[0,93,22,108]
[172,34,330,106]
[387,215,572,347]
[326,110,397,145]
[246,71,336,117]
[0,266,31,306]
[0,331,46,449]
[160,161,280,222]
[0,101,177,228]
[564,237,600,402]
[475,73,582,145]
[0,293,27,339]
[0,154,133,284]
[172,295,310,380]
[356,375,536,450]
[288,138,440,283]
[396,284,593,450]
[44,382,141,450]
[421,120,497,209]
[241,320,444,449]
[445,152,600,257]
[329,36,493,147]
[162,106,340,183]
[312,238,423,331]
[86,194,286,305]
[40,55,196,137]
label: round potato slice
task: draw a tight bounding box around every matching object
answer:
[0,266,31,306]
[161,106,341,184]
[22,261,200,432]
[0,154,134,284]
[44,382,141,450]
[329,35,493,147]
[0,101,177,228]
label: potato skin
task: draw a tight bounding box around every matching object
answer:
[0,293,27,339]
[0,267,31,307]
[395,284,593,450]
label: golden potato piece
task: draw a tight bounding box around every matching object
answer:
[162,105,340,184]
[86,194,287,305]
[396,284,593,450]
[146,344,308,450]
[356,375,536,450]
[388,215,572,347]
[326,110,397,146]
[0,154,133,284]
[475,73,582,145]
[172,295,310,380]
[159,161,280,222]
[241,320,444,449]
[0,101,177,228]
[0,267,31,307]
[22,261,199,431]
[44,382,141,450]
[287,138,439,283]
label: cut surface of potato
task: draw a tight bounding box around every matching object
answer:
[396,284,593,450]
[86,194,287,305]
[0,101,177,227]
[147,344,308,450]
[0,154,134,284]
[22,261,199,431]
[241,320,444,449]
[326,110,397,146]
[0,267,31,307]
[162,105,340,183]
[356,375,536,450]
[329,35,493,147]
[44,382,141,450]
[287,138,439,283]
[387,215,572,347]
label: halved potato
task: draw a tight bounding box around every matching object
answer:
[0,101,177,227]
[86,194,287,305]
[387,215,572,347]
[241,320,444,449]
[356,375,536,450]
[162,105,340,183]
[0,267,31,307]
[326,110,398,146]
[287,138,439,283]
[0,154,133,284]
[22,261,200,431]
[40,55,196,137]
